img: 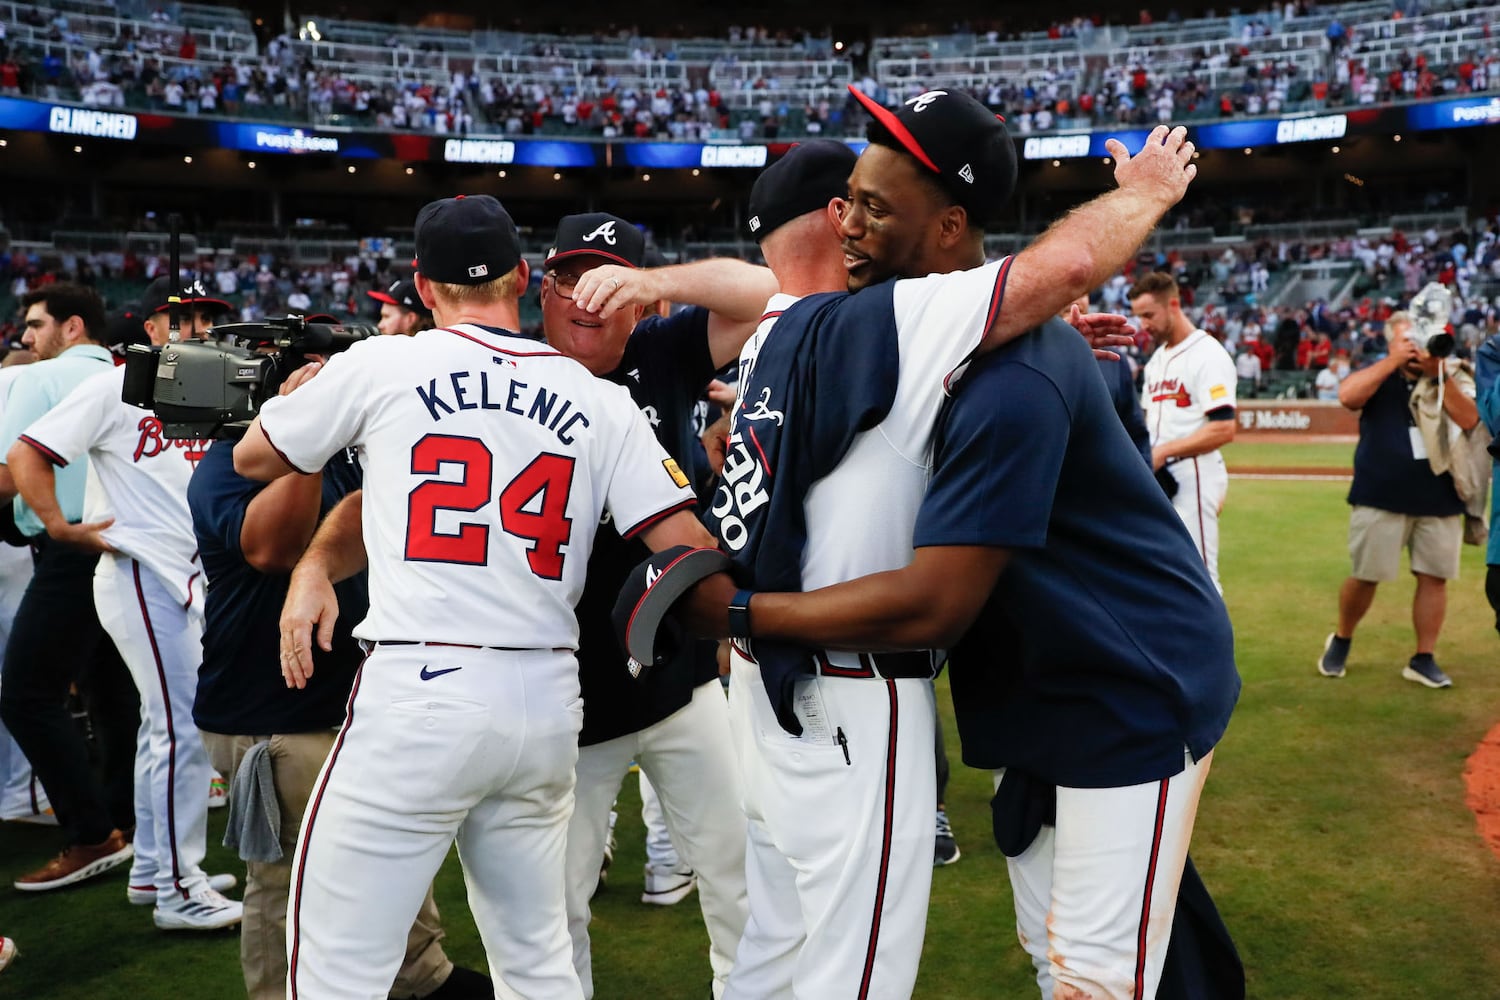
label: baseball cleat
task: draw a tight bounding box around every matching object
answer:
[153,883,244,931]
[13,830,133,891]
[128,872,238,905]
[934,808,961,866]
[0,936,16,974]
[1402,655,1452,689]
[1317,633,1349,678]
[641,863,697,906]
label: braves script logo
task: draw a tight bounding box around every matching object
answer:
[134,417,211,466]
[581,221,618,245]
[1148,379,1193,408]
[906,90,947,112]
[740,387,784,426]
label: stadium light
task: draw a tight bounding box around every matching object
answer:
[643,173,652,181]
[553,172,562,180]
[247,161,256,169]
[347,165,356,173]
[692,168,701,176]
[1393,134,1403,142]
[300,20,322,42]
[1102,157,1111,165]
[835,41,845,51]
[1243,148,1252,155]
[405,166,413,175]
[498,170,507,178]
[73,145,82,153]
[184,155,192,164]
[0,139,7,147]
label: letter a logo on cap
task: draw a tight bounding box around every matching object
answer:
[907,90,947,113]
[582,221,618,245]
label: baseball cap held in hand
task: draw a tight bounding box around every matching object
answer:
[415,194,521,285]
[746,139,858,242]
[545,213,646,270]
[848,86,1017,226]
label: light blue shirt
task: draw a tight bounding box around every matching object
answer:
[0,343,114,537]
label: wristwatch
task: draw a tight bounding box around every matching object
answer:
[728,589,755,639]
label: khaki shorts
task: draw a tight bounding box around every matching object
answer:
[1348,505,1463,581]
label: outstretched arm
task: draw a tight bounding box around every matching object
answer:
[570,259,780,368]
[983,125,1198,350]
[683,545,1009,652]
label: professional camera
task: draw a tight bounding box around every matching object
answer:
[1406,282,1455,359]
[122,314,376,439]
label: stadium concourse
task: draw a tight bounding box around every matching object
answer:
[3,0,1500,996]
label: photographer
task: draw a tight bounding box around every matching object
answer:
[189,358,489,998]
[1318,306,1479,687]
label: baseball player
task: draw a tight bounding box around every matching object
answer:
[368,277,435,336]
[538,212,769,998]
[1131,272,1238,591]
[691,98,1196,999]
[688,316,1239,999]
[7,276,242,930]
[235,194,716,998]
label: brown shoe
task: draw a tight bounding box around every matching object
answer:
[13,830,133,892]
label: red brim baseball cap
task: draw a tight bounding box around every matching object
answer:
[847,85,1017,225]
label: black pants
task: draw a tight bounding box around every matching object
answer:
[0,537,138,845]
[1488,565,1500,634]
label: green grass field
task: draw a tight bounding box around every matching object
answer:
[3,440,1500,998]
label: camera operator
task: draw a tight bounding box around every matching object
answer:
[6,277,241,929]
[189,360,490,998]
[0,283,139,891]
[367,278,435,337]
[1318,307,1479,687]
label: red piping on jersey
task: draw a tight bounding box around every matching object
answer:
[758,309,785,325]
[1133,778,1172,998]
[857,680,901,1000]
[944,255,1013,395]
[289,657,369,999]
[18,435,68,468]
[133,559,185,894]
[440,326,566,358]
[620,497,698,540]
[259,425,315,476]
[816,649,875,678]
[745,425,774,479]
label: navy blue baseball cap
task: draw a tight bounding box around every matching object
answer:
[747,139,858,242]
[367,277,433,318]
[848,86,1017,226]
[545,213,646,270]
[140,276,232,316]
[414,194,521,285]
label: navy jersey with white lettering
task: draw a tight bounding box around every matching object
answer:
[710,260,1012,733]
[914,321,1240,787]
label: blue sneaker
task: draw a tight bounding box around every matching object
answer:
[1318,633,1350,678]
[1402,655,1452,689]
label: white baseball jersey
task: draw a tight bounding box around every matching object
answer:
[257,324,694,648]
[20,366,210,608]
[725,257,1011,674]
[1141,329,1238,449]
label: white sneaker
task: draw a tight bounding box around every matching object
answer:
[129,872,238,905]
[641,864,696,906]
[0,936,16,973]
[153,883,244,931]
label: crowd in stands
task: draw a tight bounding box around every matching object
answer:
[6,211,1499,403]
[2,0,1498,141]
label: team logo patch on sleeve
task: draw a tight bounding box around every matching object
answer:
[663,458,690,488]
[1210,384,1229,401]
